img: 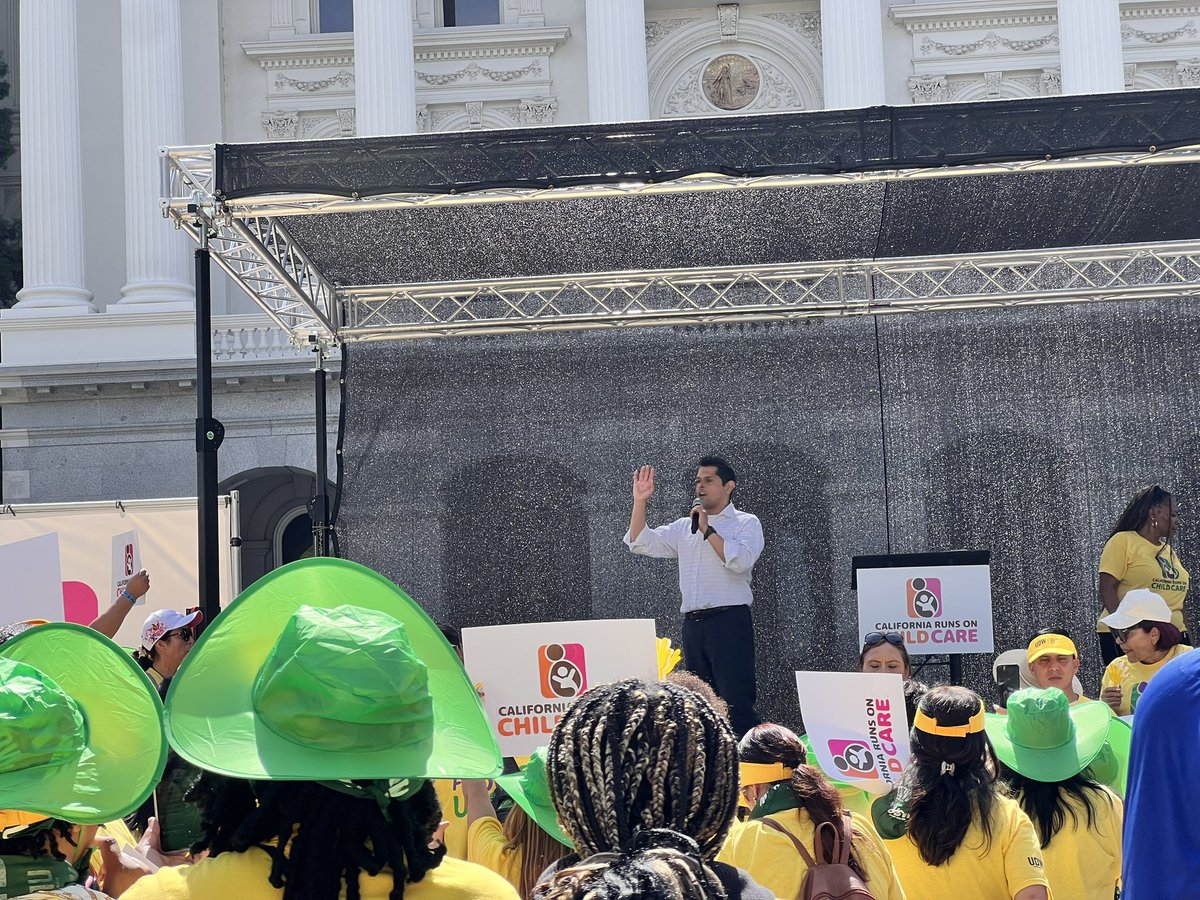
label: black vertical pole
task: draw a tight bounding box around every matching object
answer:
[949,653,963,686]
[313,344,330,557]
[195,239,224,625]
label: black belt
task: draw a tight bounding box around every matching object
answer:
[684,605,744,622]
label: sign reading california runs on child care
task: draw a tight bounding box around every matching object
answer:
[855,564,994,655]
[462,618,659,757]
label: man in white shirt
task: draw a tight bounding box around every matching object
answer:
[624,456,765,735]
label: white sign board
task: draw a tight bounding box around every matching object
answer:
[796,671,910,792]
[856,564,994,655]
[0,497,238,649]
[463,618,659,757]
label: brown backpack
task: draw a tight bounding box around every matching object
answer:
[760,812,877,900]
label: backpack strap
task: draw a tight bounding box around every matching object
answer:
[760,816,819,869]
[838,811,854,865]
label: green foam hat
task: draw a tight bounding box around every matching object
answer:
[495,747,572,849]
[0,623,167,824]
[984,688,1113,783]
[1086,714,1131,798]
[165,558,501,782]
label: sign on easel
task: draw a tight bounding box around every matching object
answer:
[855,553,994,655]
[462,619,659,756]
[796,671,910,793]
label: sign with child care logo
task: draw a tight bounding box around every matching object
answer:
[463,619,659,756]
[796,671,910,792]
[856,564,994,655]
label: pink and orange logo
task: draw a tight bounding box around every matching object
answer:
[538,643,587,699]
[828,739,878,779]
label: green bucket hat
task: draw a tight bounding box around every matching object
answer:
[495,747,572,849]
[1087,714,1131,797]
[0,623,167,824]
[984,688,1114,783]
[164,558,500,782]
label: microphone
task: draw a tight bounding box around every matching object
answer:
[690,498,703,534]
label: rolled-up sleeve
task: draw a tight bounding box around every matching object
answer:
[624,521,681,558]
[720,516,764,574]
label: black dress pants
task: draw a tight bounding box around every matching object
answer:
[682,604,761,737]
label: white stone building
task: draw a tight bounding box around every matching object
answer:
[2,0,1198,583]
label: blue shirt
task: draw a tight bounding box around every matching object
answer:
[1121,647,1200,898]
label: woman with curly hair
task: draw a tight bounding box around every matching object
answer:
[535,678,772,899]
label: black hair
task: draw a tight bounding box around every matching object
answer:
[858,635,912,673]
[697,456,736,485]
[739,724,868,881]
[1033,627,1072,640]
[998,765,1113,849]
[186,772,445,900]
[0,621,35,645]
[901,686,1000,867]
[435,621,462,651]
[0,821,76,862]
[903,679,929,730]
[538,678,738,900]
[1131,620,1184,651]
[1111,484,1173,536]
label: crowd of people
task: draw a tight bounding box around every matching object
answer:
[0,480,1194,899]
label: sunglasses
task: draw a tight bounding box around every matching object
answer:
[1113,624,1144,643]
[165,626,194,643]
[863,631,904,648]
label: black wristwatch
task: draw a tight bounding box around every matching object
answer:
[703,525,717,539]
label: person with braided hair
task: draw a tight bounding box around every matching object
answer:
[534,678,773,899]
[873,686,1050,900]
[717,724,905,899]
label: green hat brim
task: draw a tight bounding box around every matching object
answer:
[0,623,167,824]
[1087,714,1131,797]
[495,769,573,849]
[984,700,1114,783]
[164,558,501,782]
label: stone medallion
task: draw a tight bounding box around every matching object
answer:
[702,54,760,110]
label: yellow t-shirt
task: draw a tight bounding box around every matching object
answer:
[717,810,906,900]
[1100,644,1192,715]
[119,846,520,900]
[433,780,471,860]
[1034,787,1122,900]
[465,816,521,889]
[1097,531,1189,632]
[882,795,1048,900]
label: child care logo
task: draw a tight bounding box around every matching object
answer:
[538,642,587,699]
[827,739,879,779]
[906,577,942,619]
[124,543,136,577]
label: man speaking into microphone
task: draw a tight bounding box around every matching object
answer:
[624,456,764,736]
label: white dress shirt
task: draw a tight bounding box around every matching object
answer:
[623,502,765,613]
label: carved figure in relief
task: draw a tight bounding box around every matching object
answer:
[702,54,760,110]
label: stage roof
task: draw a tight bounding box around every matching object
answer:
[162,88,1200,345]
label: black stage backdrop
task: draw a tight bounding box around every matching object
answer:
[337,297,1200,729]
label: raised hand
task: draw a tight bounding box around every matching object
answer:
[632,465,656,502]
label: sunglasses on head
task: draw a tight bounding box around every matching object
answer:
[863,631,904,648]
[165,626,194,643]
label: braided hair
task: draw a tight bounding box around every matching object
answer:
[536,678,738,900]
[185,772,445,900]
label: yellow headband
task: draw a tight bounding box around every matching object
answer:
[740,762,794,786]
[913,700,986,738]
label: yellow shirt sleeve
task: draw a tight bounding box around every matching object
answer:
[1002,801,1051,896]
[848,812,907,900]
[466,816,522,889]
[1098,531,1131,580]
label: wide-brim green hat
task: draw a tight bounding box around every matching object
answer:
[1087,714,1132,797]
[0,622,167,824]
[495,747,572,849]
[984,689,1113,783]
[165,558,501,782]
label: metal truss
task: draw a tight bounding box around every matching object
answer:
[338,242,1200,340]
[162,144,1200,219]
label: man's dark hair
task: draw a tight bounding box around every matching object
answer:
[436,621,462,651]
[697,456,736,485]
[186,773,445,900]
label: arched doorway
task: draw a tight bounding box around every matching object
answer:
[220,466,335,588]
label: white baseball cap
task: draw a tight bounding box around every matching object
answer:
[1100,588,1172,630]
[140,608,204,651]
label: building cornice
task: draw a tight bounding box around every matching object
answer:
[241,25,571,70]
[891,1,1200,32]
[0,415,319,448]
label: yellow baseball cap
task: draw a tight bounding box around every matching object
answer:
[1027,633,1078,664]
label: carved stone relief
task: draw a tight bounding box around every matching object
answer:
[908,74,949,104]
[416,105,430,133]
[416,61,543,86]
[336,107,356,135]
[761,12,821,50]
[274,70,354,92]
[702,54,760,110]
[1122,21,1198,44]
[664,62,710,117]
[645,19,699,51]
[718,4,740,43]
[921,31,1058,56]
[1040,68,1062,95]
[261,110,299,139]
[1178,58,1200,85]
[755,61,801,110]
[519,96,558,125]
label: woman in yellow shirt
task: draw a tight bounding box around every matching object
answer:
[875,686,1050,900]
[1099,589,1193,715]
[1096,484,1189,664]
[717,723,906,899]
[985,688,1123,900]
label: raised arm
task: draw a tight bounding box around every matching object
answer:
[89,570,149,640]
[628,465,655,541]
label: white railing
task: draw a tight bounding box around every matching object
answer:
[212,316,340,362]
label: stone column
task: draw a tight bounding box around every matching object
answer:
[584,0,650,122]
[117,0,193,310]
[353,0,417,136]
[1057,0,1125,95]
[820,0,886,109]
[12,0,94,312]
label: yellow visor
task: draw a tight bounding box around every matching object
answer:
[913,700,986,737]
[740,762,794,786]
